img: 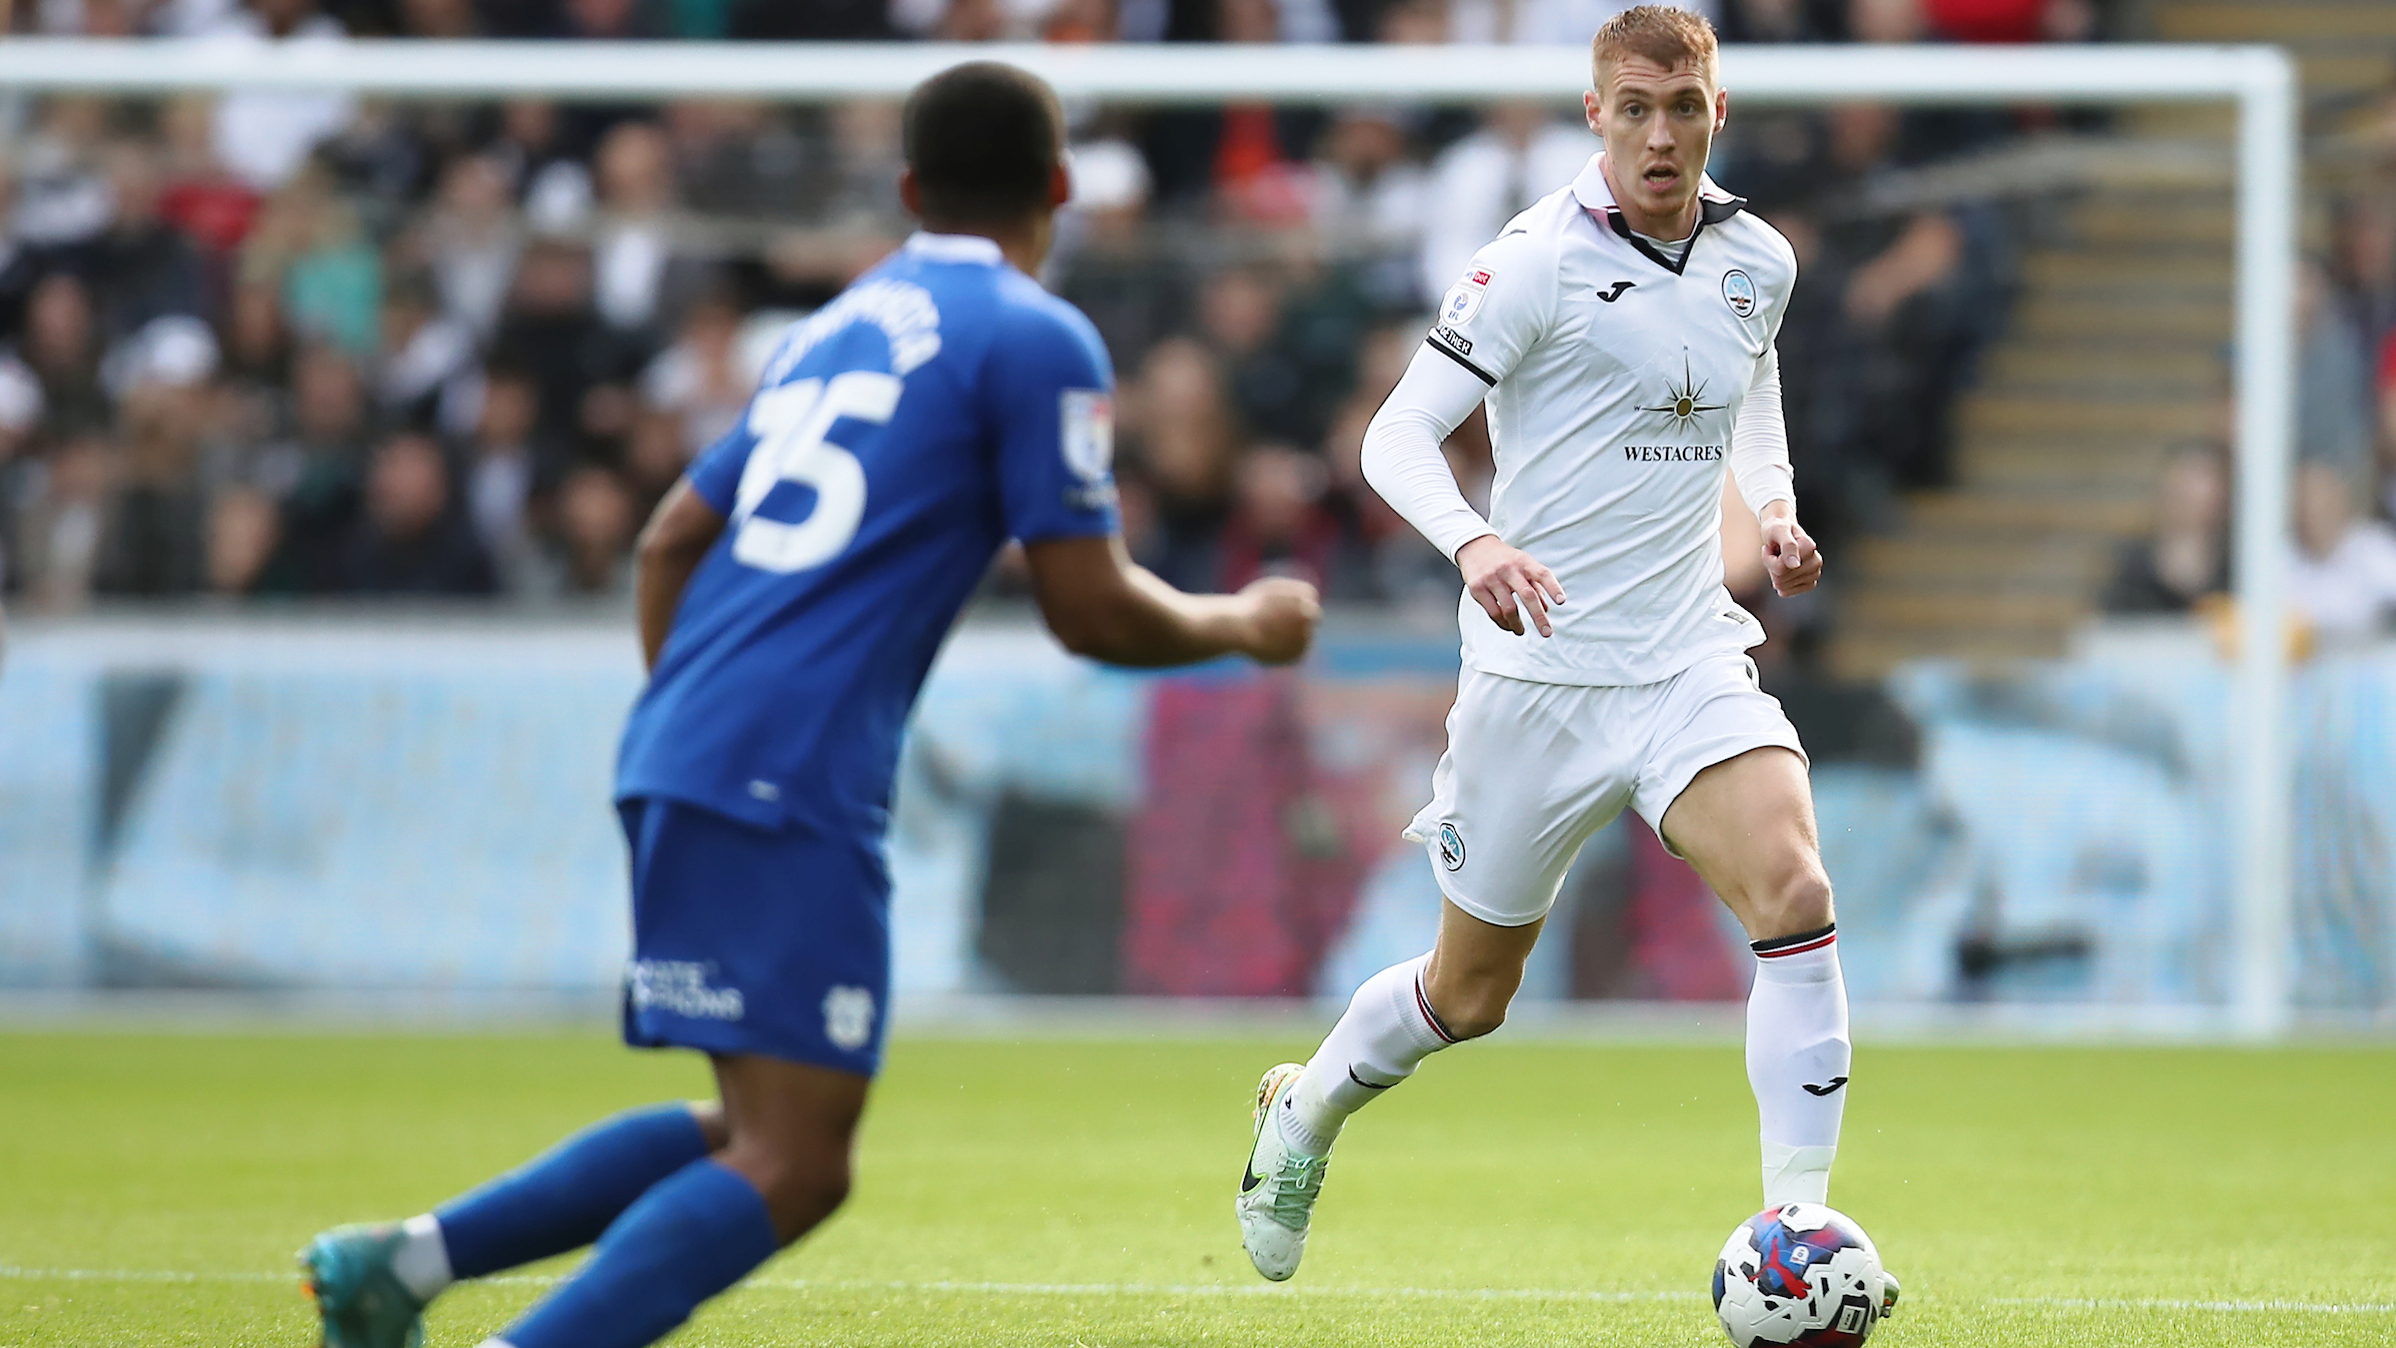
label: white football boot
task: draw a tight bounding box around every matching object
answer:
[1236,1062,1331,1281]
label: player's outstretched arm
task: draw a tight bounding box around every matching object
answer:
[1024,534,1320,668]
[634,478,727,671]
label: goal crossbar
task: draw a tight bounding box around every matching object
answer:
[0,38,2301,1037]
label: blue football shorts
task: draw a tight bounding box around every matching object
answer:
[616,797,891,1078]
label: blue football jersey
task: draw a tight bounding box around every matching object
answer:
[615,233,1120,833]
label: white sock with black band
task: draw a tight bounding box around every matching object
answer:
[1281,954,1457,1155]
[1746,923,1850,1208]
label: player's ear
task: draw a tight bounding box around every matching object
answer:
[898,166,923,219]
[1049,159,1071,210]
[1583,88,1602,134]
[1714,87,1729,134]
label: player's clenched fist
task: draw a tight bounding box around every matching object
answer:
[1456,535,1567,638]
[1239,576,1323,665]
[1760,509,1823,597]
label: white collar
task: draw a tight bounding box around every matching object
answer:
[903,232,1007,266]
[1568,154,1739,220]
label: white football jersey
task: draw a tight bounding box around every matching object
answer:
[1427,154,1796,687]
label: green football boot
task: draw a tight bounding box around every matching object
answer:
[299,1223,427,1348]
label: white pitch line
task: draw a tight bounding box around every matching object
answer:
[5,1265,2390,1315]
[1994,1296,2396,1316]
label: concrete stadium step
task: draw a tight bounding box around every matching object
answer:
[2072,204,2233,246]
[1983,347,2220,388]
[1853,536,2113,586]
[1896,491,2150,535]
[2154,3,2396,41]
[1840,590,2092,631]
[2009,299,2228,346]
[1960,396,2217,438]
[2020,252,2232,292]
[1956,445,2181,490]
[1828,626,2073,677]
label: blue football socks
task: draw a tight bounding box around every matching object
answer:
[435,1103,711,1280]
[497,1158,781,1348]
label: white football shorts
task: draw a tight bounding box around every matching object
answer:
[1403,651,1807,927]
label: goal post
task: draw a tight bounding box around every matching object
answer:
[0,38,2302,1035]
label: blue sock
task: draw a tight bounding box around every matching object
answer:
[498,1159,780,1348]
[436,1103,710,1279]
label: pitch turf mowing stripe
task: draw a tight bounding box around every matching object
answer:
[7,1266,2393,1316]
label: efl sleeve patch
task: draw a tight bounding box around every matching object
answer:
[1058,388,1114,485]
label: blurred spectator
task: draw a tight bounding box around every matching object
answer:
[205,0,357,191]
[1054,137,1186,370]
[1417,105,1591,304]
[415,155,524,340]
[484,102,596,233]
[13,98,117,258]
[490,237,646,459]
[23,272,112,437]
[591,121,678,333]
[461,355,545,587]
[155,95,265,262]
[247,342,370,590]
[2297,260,2374,479]
[246,160,382,357]
[2100,441,2231,616]
[1307,108,1427,309]
[1124,337,1237,592]
[89,143,209,342]
[18,432,112,608]
[92,382,211,596]
[375,272,478,435]
[334,430,496,594]
[1220,442,1341,592]
[2289,461,2396,641]
[528,463,635,598]
[639,280,752,461]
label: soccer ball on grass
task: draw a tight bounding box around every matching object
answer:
[1711,1203,1896,1347]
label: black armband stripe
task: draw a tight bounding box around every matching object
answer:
[1424,335,1496,386]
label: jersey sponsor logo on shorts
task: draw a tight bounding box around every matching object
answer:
[823,985,877,1051]
[1436,822,1467,871]
[1596,280,1636,302]
[1721,268,1758,319]
[1433,325,1474,356]
[627,960,745,1022]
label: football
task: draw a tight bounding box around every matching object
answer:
[1711,1203,1895,1347]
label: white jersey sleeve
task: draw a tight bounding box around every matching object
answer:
[1727,344,1795,517]
[1424,225,1559,390]
[1360,344,1500,560]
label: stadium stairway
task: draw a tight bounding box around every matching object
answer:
[1827,1,2396,679]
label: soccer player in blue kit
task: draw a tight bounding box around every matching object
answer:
[299,62,1321,1348]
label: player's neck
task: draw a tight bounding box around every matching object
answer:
[1598,157,1700,243]
[917,215,1052,276]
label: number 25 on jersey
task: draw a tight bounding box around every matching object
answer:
[729,370,902,574]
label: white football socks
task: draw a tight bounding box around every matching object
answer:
[390,1213,454,1302]
[1745,925,1850,1208]
[1280,954,1459,1155]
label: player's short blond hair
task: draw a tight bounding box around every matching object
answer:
[1591,5,1720,88]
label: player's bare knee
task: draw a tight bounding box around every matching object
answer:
[728,1144,852,1232]
[1435,969,1521,1040]
[1746,859,1833,941]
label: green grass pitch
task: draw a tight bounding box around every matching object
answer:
[0,1030,2389,1347]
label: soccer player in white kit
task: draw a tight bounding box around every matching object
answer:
[1237,6,1884,1295]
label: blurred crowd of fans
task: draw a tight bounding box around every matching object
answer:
[2101,92,2396,643]
[0,0,2106,618]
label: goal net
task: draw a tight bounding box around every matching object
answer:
[0,37,2351,1036]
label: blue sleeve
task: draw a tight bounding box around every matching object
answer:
[684,419,754,516]
[983,301,1121,545]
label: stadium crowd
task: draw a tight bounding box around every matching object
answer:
[0,0,2119,626]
